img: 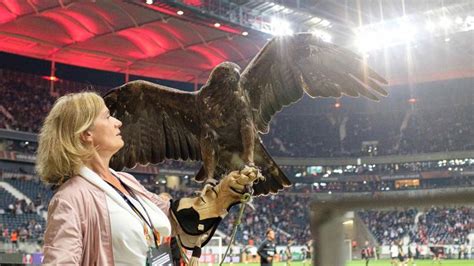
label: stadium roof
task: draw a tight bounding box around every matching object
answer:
[0,0,473,86]
[0,0,267,84]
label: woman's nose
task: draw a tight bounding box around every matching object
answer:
[115,117,122,127]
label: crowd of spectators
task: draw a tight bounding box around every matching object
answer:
[0,219,43,247]
[359,209,418,245]
[1,69,474,158]
[0,69,108,133]
[418,207,472,245]
[359,207,473,246]
[219,193,311,246]
[263,102,474,158]
[4,199,38,216]
[0,74,55,133]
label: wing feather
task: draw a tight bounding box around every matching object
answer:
[104,80,201,170]
[241,33,388,133]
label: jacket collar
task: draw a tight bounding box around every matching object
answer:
[79,166,171,236]
[79,166,136,217]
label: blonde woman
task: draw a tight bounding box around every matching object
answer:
[37,92,259,265]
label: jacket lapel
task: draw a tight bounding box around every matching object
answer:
[79,166,138,219]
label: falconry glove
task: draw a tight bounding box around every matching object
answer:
[170,166,262,264]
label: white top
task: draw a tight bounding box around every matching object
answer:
[390,245,399,257]
[107,193,153,265]
[79,166,171,266]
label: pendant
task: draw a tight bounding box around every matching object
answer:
[144,225,152,246]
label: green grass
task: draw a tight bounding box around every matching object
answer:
[347,259,473,266]
[216,259,473,266]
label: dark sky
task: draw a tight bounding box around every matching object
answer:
[0,52,196,91]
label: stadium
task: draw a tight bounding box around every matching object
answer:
[0,0,473,265]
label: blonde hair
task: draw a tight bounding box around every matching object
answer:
[36,92,105,185]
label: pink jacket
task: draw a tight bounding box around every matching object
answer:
[42,171,171,265]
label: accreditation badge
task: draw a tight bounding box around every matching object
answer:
[146,245,173,266]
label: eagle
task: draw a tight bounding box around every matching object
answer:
[103,33,387,196]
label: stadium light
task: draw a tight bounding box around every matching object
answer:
[320,19,331,27]
[426,20,436,32]
[270,17,293,36]
[214,22,221,28]
[355,10,473,53]
[462,16,474,31]
[397,20,416,42]
[355,30,381,52]
[42,75,58,82]
[439,17,452,29]
[242,31,248,36]
[312,29,332,43]
[146,0,153,4]
[177,10,184,15]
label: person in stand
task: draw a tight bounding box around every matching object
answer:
[36,92,260,265]
[257,228,276,266]
[10,229,18,251]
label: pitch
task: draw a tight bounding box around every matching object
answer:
[347,260,473,266]
[217,260,473,266]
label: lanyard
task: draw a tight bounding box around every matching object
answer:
[105,174,160,248]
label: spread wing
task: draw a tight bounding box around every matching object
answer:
[103,80,202,170]
[241,33,388,134]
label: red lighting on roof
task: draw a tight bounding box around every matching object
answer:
[145,5,179,16]
[183,0,202,6]
[42,76,59,82]
[408,98,417,104]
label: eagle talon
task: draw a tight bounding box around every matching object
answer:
[200,178,219,198]
[205,178,219,187]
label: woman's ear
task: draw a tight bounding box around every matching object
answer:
[80,130,93,144]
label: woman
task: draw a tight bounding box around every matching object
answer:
[36,92,258,265]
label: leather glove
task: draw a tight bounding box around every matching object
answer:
[170,166,262,264]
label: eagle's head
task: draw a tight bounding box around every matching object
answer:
[207,61,241,89]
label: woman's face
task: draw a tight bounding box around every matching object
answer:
[88,106,124,155]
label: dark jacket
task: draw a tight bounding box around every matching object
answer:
[257,239,276,266]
